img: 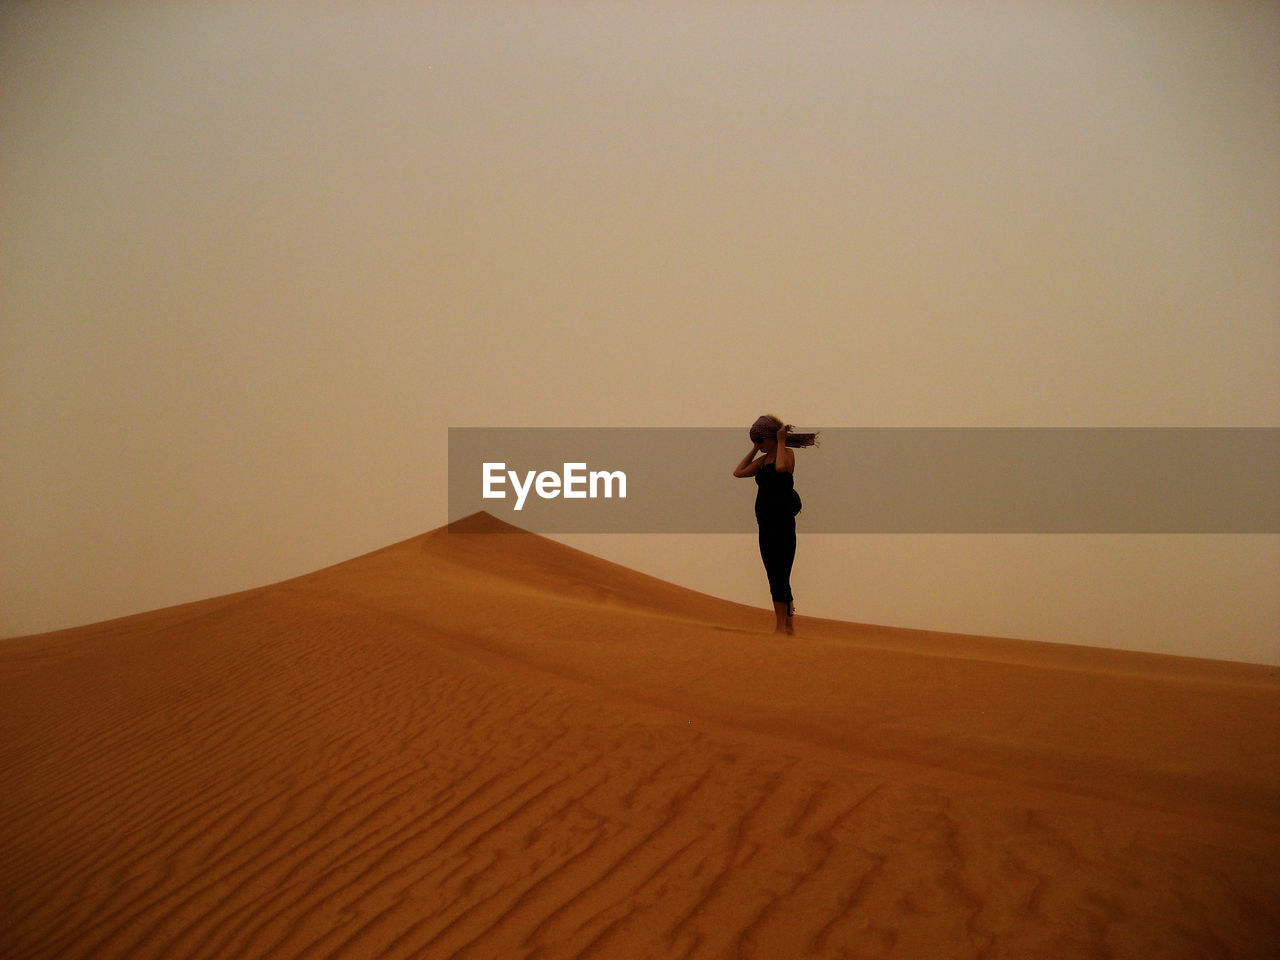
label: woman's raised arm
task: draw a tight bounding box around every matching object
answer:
[775,424,796,473]
[733,442,762,478]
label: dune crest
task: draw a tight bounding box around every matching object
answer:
[2,513,1278,959]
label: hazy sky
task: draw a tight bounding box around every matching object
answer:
[3,2,1278,663]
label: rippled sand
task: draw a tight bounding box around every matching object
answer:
[3,512,1277,959]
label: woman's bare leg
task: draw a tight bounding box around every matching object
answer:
[773,601,795,635]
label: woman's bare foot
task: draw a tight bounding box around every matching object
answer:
[773,601,795,635]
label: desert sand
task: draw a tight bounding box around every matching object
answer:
[2,512,1277,959]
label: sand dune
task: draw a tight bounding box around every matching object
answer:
[2,512,1277,959]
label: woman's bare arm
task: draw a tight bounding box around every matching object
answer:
[775,425,796,473]
[733,442,764,478]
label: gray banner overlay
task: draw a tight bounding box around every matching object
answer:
[448,428,1280,533]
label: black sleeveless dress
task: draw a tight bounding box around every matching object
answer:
[754,462,798,604]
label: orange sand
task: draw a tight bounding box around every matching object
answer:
[2,512,1278,959]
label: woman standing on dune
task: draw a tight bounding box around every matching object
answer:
[733,415,817,635]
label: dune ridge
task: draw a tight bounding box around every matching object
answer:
[2,512,1278,959]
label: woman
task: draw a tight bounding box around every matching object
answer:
[732,415,817,634]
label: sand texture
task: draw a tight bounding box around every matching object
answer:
[2,513,1278,959]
